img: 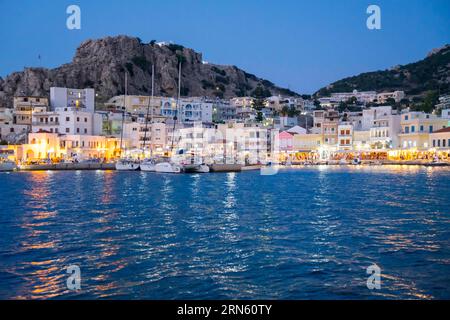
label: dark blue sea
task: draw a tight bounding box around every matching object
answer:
[0,166,449,299]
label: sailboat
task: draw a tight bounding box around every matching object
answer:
[182,154,210,173]
[155,162,182,173]
[155,61,182,174]
[116,72,140,171]
[140,64,157,172]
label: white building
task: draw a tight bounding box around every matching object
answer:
[442,109,450,119]
[31,107,99,135]
[121,117,167,151]
[330,90,377,104]
[159,97,212,124]
[276,116,298,129]
[179,98,213,123]
[338,123,353,150]
[376,91,405,103]
[436,95,450,112]
[211,99,237,122]
[50,87,95,112]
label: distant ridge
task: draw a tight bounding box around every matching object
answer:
[315,44,450,98]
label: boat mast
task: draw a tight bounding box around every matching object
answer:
[177,60,181,125]
[143,64,154,157]
[170,61,182,152]
[119,72,127,157]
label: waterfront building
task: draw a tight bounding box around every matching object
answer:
[278,131,294,152]
[22,131,120,161]
[361,106,392,130]
[31,107,99,135]
[311,110,325,134]
[368,108,401,149]
[292,133,322,151]
[0,108,16,141]
[429,127,450,149]
[50,87,95,112]
[322,110,339,147]
[122,117,167,152]
[12,96,49,126]
[398,111,449,149]
[352,130,371,151]
[338,123,353,150]
[215,121,270,164]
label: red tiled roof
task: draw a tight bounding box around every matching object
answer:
[433,127,450,134]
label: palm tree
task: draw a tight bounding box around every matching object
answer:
[280,106,290,116]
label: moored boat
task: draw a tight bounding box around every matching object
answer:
[115,159,140,171]
[155,162,182,173]
[0,160,17,172]
[183,163,209,173]
[140,159,156,172]
[260,162,278,175]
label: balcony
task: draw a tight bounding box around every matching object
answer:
[32,121,60,126]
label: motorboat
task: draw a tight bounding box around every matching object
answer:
[115,159,140,171]
[195,164,210,173]
[155,162,182,173]
[0,160,17,172]
[140,158,156,172]
[260,162,278,175]
[339,158,348,165]
[351,158,362,165]
[182,163,210,173]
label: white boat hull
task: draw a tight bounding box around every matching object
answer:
[115,162,140,171]
[0,162,17,171]
[195,164,210,173]
[260,166,278,175]
[183,164,210,173]
[155,162,181,173]
[140,163,156,172]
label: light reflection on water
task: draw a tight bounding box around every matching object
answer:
[0,166,449,299]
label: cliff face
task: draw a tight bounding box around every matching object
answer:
[0,35,298,108]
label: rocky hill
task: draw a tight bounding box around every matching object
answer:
[0,35,298,108]
[315,45,450,98]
